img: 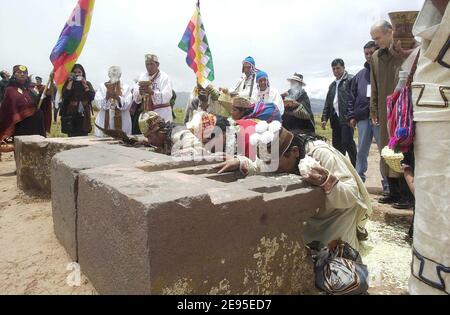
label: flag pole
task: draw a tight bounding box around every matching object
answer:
[196,0,200,86]
[37,71,54,109]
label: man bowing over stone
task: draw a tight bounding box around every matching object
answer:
[133,54,174,123]
[95,66,133,137]
[216,126,372,251]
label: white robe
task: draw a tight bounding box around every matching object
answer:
[234,74,258,103]
[171,129,205,158]
[94,83,132,137]
[409,1,450,296]
[237,140,372,251]
[133,71,174,122]
[257,87,285,116]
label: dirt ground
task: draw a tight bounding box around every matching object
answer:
[0,144,413,295]
[0,152,96,295]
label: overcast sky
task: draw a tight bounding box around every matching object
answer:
[0,0,424,99]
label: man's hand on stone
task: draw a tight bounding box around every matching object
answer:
[215,158,240,174]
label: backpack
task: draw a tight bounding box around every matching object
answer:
[310,240,369,295]
[387,52,420,153]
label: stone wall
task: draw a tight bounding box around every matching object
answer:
[51,144,325,295]
[14,136,121,198]
[51,144,211,261]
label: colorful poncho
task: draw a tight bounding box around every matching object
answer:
[244,101,281,123]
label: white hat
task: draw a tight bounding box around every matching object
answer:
[145,54,159,63]
[287,73,306,86]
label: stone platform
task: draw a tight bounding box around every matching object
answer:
[51,143,325,295]
[14,136,123,198]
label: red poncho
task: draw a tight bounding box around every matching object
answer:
[0,86,38,141]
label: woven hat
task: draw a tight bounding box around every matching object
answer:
[287,73,306,86]
[145,54,159,63]
[242,56,256,67]
[256,70,269,82]
[232,96,253,109]
[139,111,165,136]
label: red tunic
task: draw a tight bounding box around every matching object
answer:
[0,86,40,141]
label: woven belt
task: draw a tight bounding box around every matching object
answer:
[412,247,450,295]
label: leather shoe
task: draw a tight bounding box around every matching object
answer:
[392,200,414,210]
[378,195,400,204]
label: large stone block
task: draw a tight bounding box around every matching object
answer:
[76,163,325,295]
[14,136,120,197]
[51,144,220,262]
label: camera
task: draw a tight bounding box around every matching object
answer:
[69,73,83,81]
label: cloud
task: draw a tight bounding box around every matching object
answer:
[0,0,424,100]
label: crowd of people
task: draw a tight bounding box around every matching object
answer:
[0,0,448,295]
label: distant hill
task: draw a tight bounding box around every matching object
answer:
[310,98,325,114]
[174,92,191,109]
[174,91,324,114]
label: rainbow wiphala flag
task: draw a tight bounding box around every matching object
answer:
[50,0,95,91]
[178,4,215,88]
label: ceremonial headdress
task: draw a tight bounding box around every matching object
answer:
[139,111,166,136]
[256,70,269,82]
[242,56,256,67]
[242,56,257,75]
[145,54,159,63]
[12,65,28,75]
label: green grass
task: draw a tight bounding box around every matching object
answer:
[49,110,342,142]
[50,109,185,138]
[173,108,185,125]
[314,116,332,140]
[314,116,359,141]
[49,117,96,138]
[49,119,67,138]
